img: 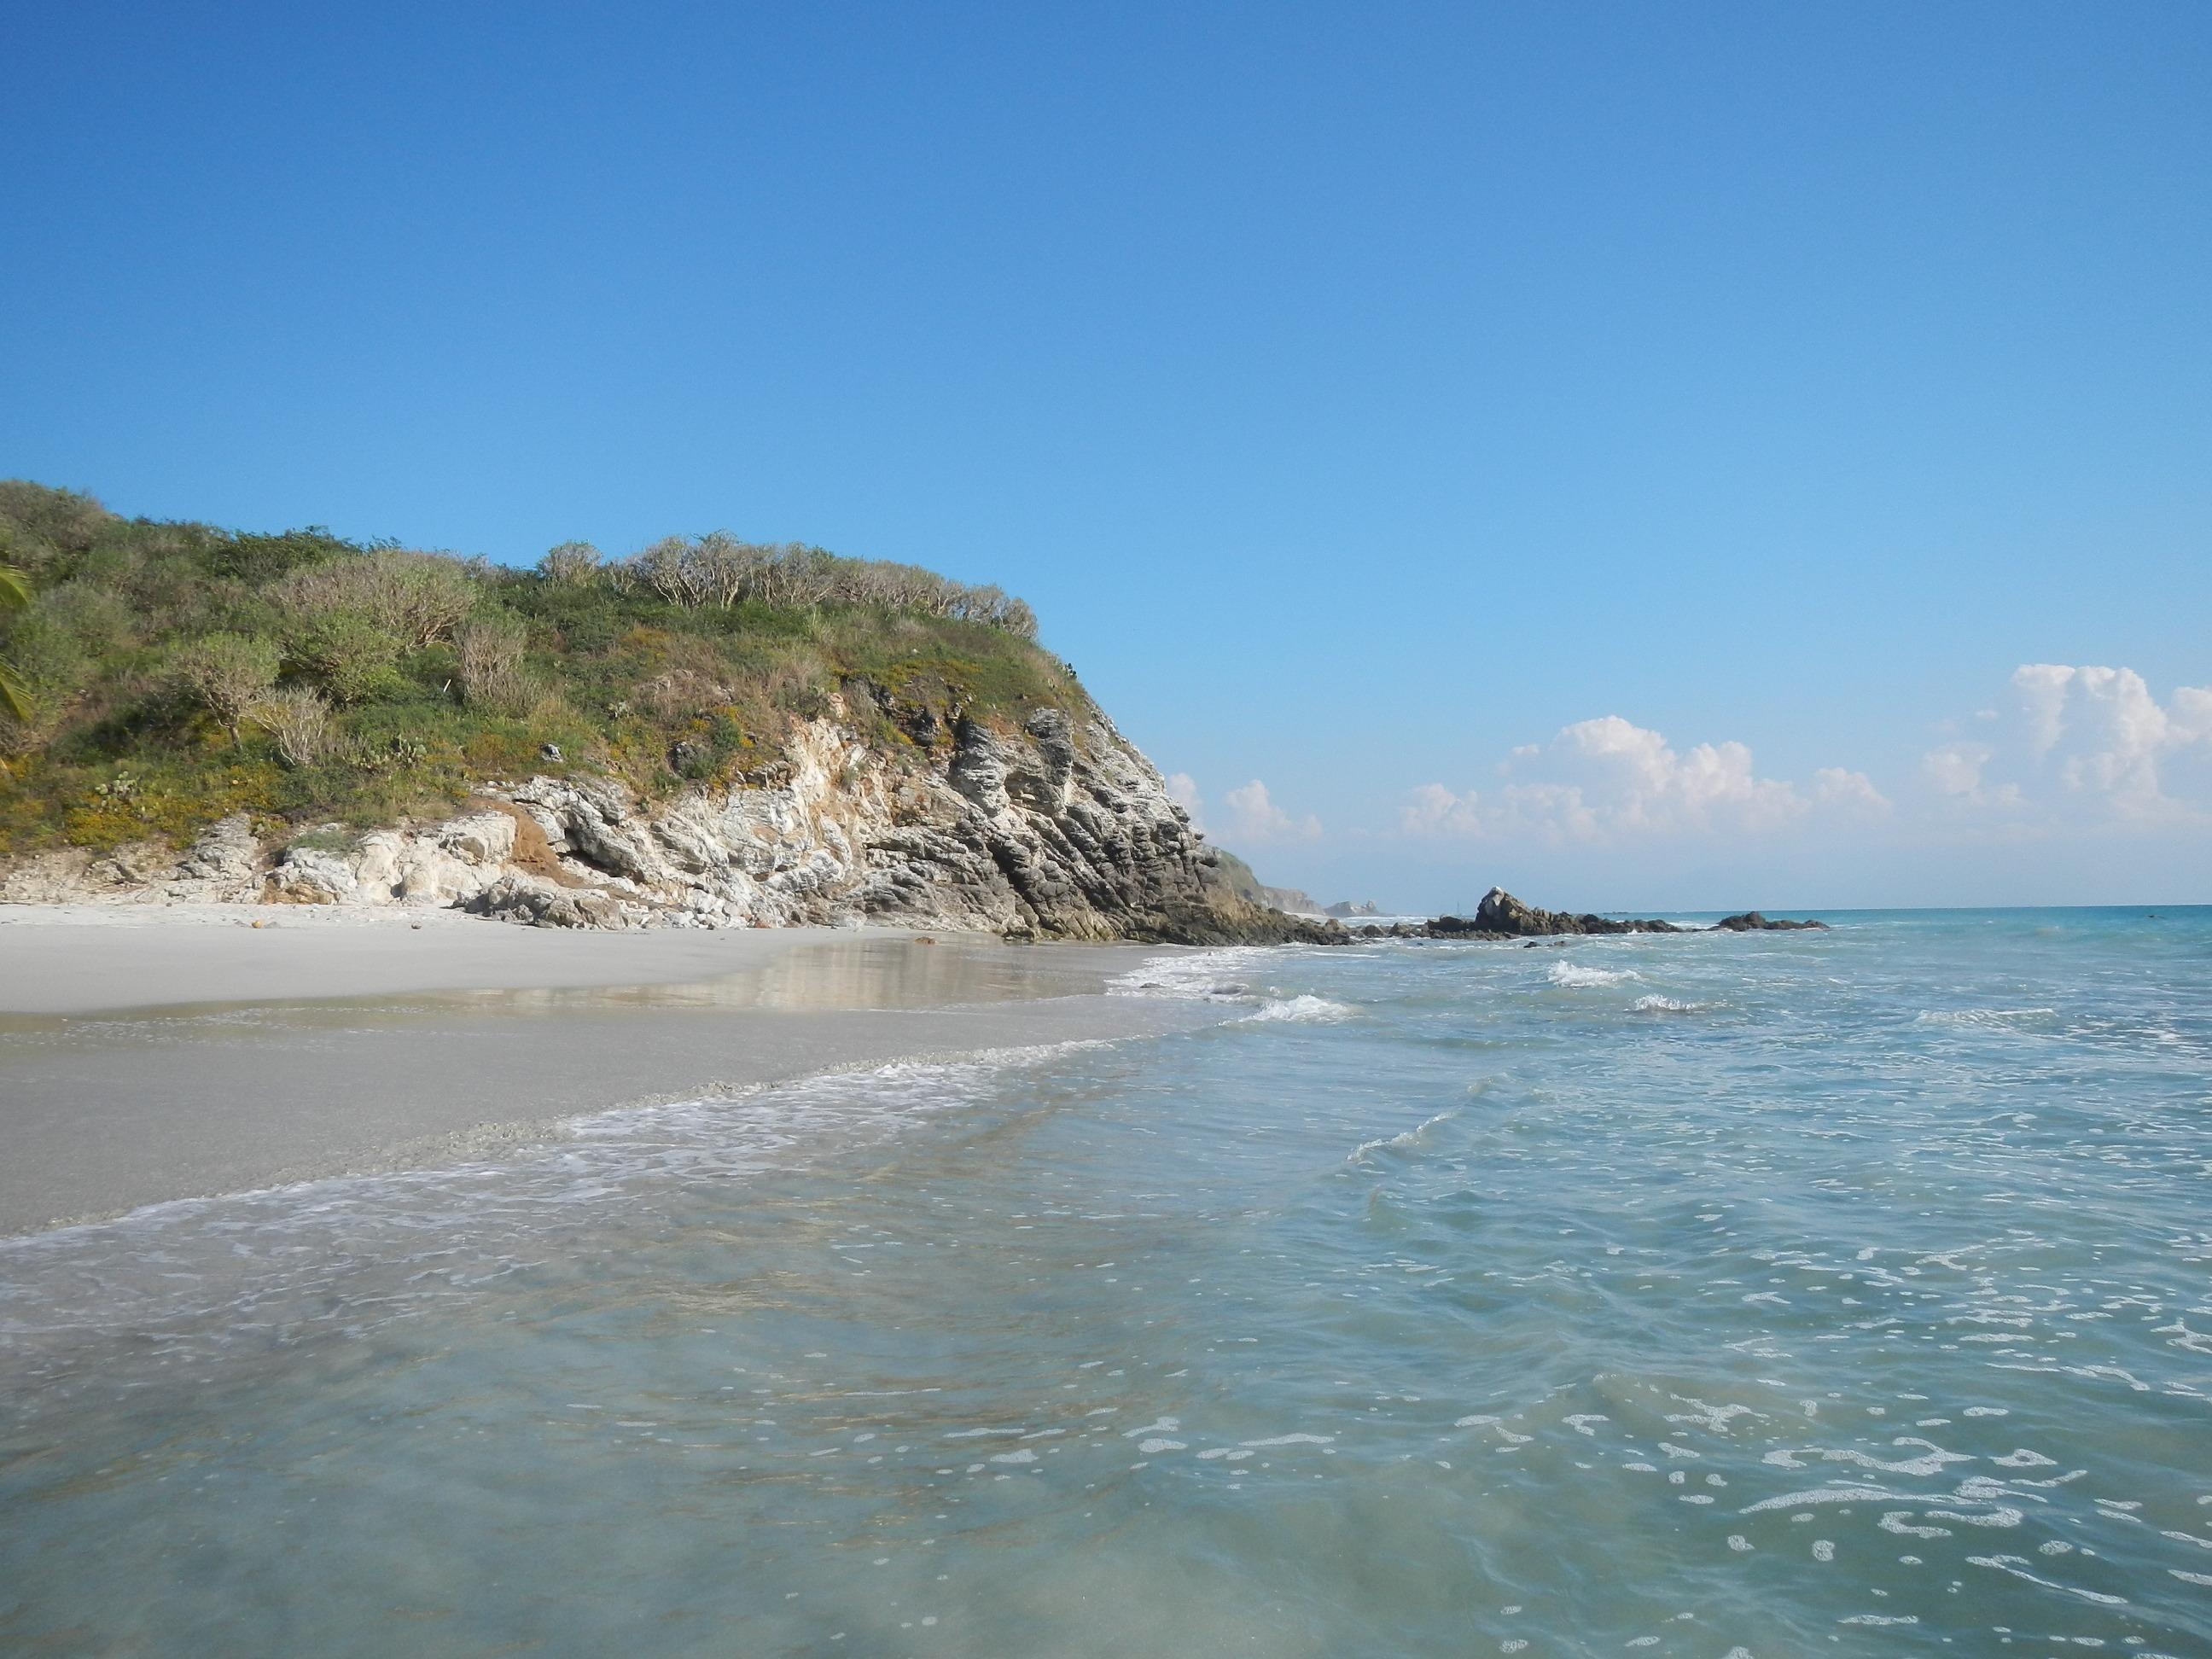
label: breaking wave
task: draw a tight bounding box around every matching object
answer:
[1349,1109,1458,1162]
[1244,995,1355,1024]
[1547,961,1641,988]
[1105,948,1267,1002]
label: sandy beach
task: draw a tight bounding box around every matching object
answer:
[0,905,1213,1236]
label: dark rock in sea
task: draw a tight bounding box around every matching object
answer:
[1346,888,1827,942]
[1452,887,1690,938]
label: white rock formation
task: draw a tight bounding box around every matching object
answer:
[0,707,1330,941]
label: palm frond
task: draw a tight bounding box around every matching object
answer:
[0,565,30,722]
[0,661,31,724]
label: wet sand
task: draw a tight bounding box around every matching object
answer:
[0,907,1210,1235]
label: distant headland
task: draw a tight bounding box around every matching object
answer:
[0,483,1832,947]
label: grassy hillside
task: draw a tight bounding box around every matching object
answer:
[1207,847,1268,905]
[0,481,1083,857]
[1206,845,1325,915]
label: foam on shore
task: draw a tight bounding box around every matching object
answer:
[0,922,1206,1236]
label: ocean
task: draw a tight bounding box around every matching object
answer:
[3,907,2209,1655]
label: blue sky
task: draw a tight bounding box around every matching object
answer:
[6,2,2209,909]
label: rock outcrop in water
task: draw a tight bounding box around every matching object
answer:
[1390,887,1689,939]
[1344,888,1826,940]
[0,705,1339,945]
[1467,887,1689,937]
[1710,911,1829,932]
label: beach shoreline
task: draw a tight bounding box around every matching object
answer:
[0,905,1218,1237]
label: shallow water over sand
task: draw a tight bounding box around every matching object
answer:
[0,933,1191,1231]
[3,908,2210,1654]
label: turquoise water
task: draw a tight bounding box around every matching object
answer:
[4,908,2211,1655]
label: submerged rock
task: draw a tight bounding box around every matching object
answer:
[1710,911,1828,931]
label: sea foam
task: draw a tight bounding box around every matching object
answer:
[1243,994,1354,1024]
[1106,947,1271,1001]
[1548,961,1640,987]
[7,905,2208,1658]
[1349,1109,1457,1162]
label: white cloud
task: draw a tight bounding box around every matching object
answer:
[1922,742,1993,798]
[1399,781,1487,839]
[2013,664,2074,757]
[1182,665,2209,886]
[1220,778,1321,844]
[1812,766,1891,813]
[1400,715,1855,843]
[1393,667,2211,857]
[1167,772,1320,845]
[1924,664,2212,823]
[1163,771,1202,824]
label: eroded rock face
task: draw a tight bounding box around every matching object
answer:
[0,707,1336,943]
[465,873,630,930]
[479,707,1335,941]
[266,813,519,907]
[165,814,263,899]
[447,707,1331,940]
[0,815,266,906]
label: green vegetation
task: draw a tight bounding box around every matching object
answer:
[1206,846,1268,905]
[0,481,1079,856]
[0,562,32,722]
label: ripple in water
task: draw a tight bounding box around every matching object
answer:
[3,905,2211,1655]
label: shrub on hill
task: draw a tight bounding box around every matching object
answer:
[0,482,1072,855]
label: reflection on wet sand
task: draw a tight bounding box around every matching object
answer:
[0,934,1150,1039]
[425,934,1128,1015]
[0,933,1207,1234]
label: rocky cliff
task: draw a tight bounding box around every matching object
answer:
[0,701,1339,944]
